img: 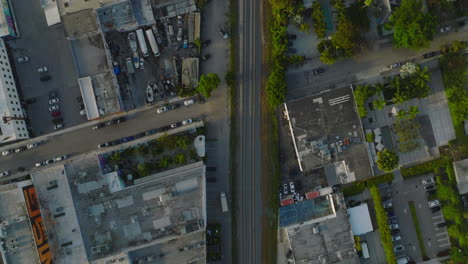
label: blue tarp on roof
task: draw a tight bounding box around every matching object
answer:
[279,195,333,227]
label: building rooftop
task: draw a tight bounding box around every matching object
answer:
[348,203,373,235]
[284,86,373,184]
[68,156,206,262]
[279,194,336,228]
[181,58,199,88]
[0,180,40,264]
[62,9,99,39]
[153,0,197,19]
[453,159,468,195]
[286,193,359,264]
[96,0,155,33]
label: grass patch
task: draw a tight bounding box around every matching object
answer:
[342,173,394,197]
[401,158,447,178]
[408,201,428,259]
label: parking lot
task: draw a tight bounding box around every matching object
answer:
[379,173,450,262]
[8,0,84,136]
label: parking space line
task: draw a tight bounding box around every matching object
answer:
[436,232,448,236]
[438,243,450,248]
[437,237,449,242]
[432,215,443,219]
[433,221,445,225]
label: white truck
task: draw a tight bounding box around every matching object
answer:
[136,29,149,57]
[126,58,135,74]
[361,242,370,259]
[145,29,160,57]
[220,192,228,213]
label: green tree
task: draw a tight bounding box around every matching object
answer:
[225,71,235,87]
[388,0,437,49]
[373,98,386,110]
[406,106,419,119]
[311,2,326,39]
[436,184,459,204]
[194,38,201,53]
[442,204,463,225]
[176,136,190,150]
[394,118,421,152]
[332,19,357,57]
[317,40,337,64]
[377,149,399,171]
[354,84,374,117]
[197,73,221,98]
[175,153,186,164]
[158,156,171,169]
[364,0,373,6]
[137,162,150,177]
[299,23,310,33]
[397,110,407,119]
[411,66,431,97]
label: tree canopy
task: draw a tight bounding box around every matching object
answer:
[311,2,326,39]
[388,0,437,49]
[377,149,399,171]
[197,73,221,98]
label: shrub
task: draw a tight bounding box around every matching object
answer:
[197,73,221,98]
[365,133,374,143]
[342,181,366,196]
[311,1,326,39]
[377,149,399,171]
[401,158,447,178]
[366,173,394,186]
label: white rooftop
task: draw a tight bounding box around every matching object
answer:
[348,203,373,235]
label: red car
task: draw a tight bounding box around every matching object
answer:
[51,111,61,117]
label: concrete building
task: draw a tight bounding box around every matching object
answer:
[453,159,468,194]
[279,193,359,264]
[0,39,29,143]
[0,0,18,38]
[30,155,207,263]
[283,86,373,185]
[347,203,373,236]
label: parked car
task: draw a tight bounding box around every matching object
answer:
[17,56,29,63]
[98,143,109,149]
[157,106,168,114]
[383,201,393,208]
[201,54,211,61]
[389,224,399,230]
[440,26,451,33]
[54,155,69,162]
[27,143,38,149]
[51,111,61,117]
[2,150,11,156]
[426,189,436,196]
[0,171,9,177]
[40,75,51,82]
[392,235,402,242]
[105,120,115,126]
[139,57,144,70]
[202,40,211,47]
[45,159,55,165]
[286,48,297,53]
[387,211,395,218]
[424,184,435,190]
[393,245,405,252]
[53,118,63,125]
[54,123,63,130]
[428,200,440,208]
[92,123,105,130]
[391,229,400,235]
[37,66,48,73]
[289,182,295,193]
[15,147,26,153]
[170,103,180,110]
[423,52,437,58]
[390,62,402,69]
[422,176,435,185]
[311,68,325,75]
[35,161,46,167]
[431,206,441,213]
[113,117,126,124]
[286,34,297,39]
[283,183,288,195]
[182,119,193,125]
[49,105,59,111]
[49,98,59,104]
[170,123,178,128]
[184,99,194,106]
[437,222,447,228]
[177,15,183,27]
[388,218,398,225]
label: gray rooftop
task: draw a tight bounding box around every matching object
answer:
[285,86,373,183]
[154,0,197,18]
[287,193,359,264]
[454,159,468,195]
[62,9,99,39]
[0,180,40,264]
[64,156,206,262]
[279,194,336,228]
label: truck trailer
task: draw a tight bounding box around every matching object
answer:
[220,192,228,213]
[136,29,149,57]
[145,29,160,57]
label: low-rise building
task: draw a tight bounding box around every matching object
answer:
[0,39,29,143]
[453,159,468,194]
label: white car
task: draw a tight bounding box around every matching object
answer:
[98,143,109,149]
[170,123,178,128]
[428,200,440,208]
[283,183,288,195]
[184,99,194,106]
[54,155,69,162]
[27,143,38,149]
[383,201,393,208]
[46,159,55,165]
[37,66,48,73]
[177,15,183,27]
[54,123,63,130]
[422,176,435,185]
[0,171,9,177]
[392,235,402,241]
[49,98,59,104]
[2,150,11,156]
[440,26,451,33]
[49,105,59,111]
[182,119,193,125]
[35,161,45,167]
[139,57,144,70]
[17,56,29,63]
[289,182,295,193]
[15,147,25,153]
[156,106,168,114]
[389,224,399,230]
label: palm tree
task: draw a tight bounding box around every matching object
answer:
[392,88,407,105]
[374,83,384,94]
[397,110,407,119]
[373,98,386,110]
[407,105,419,119]
[411,66,430,98]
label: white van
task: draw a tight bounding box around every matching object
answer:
[361,242,370,259]
[177,27,183,41]
[184,99,194,106]
[397,257,410,264]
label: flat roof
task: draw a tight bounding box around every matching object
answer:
[41,0,61,26]
[64,156,206,262]
[279,194,336,228]
[454,159,468,194]
[78,76,100,119]
[96,0,138,33]
[181,58,199,88]
[0,180,40,264]
[154,0,197,19]
[348,203,373,235]
[286,195,359,264]
[284,86,373,183]
[62,9,98,38]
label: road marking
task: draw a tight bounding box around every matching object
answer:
[437,237,449,242]
[432,215,443,219]
[438,243,450,248]
[419,203,421,208]
[427,241,431,247]
[413,246,416,251]
[436,232,448,236]
[433,221,445,225]
[403,208,406,214]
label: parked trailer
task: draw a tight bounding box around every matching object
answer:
[136,29,149,57]
[361,242,370,259]
[220,192,228,213]
[145,29,160,57]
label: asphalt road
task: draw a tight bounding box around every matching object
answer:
[235,0,263,262]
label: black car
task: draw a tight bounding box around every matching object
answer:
[105,120,115,126]
[388,218,398,225]
[311,68,325,75]
[391,229,400,235]
[423,51,437,58]
[201,40,211,47]
[431,206,441,213]
[134,132,146,139]
[424,184,435,190]
[170,103,180,110]
[53,118,63,125]
[201,54,211,61]
[426,189,436,196]
[437,222,447,228]
[108,140,121,146]
[40,75,52,82]
[286,48,297,53]
[92,123,105,130]
[286,34,297,39]
[287,41,293,47]
[113,117,126,124]
[25,98,37,104]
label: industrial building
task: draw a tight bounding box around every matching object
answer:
[0,38,29,143]
[283,86,373,185]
